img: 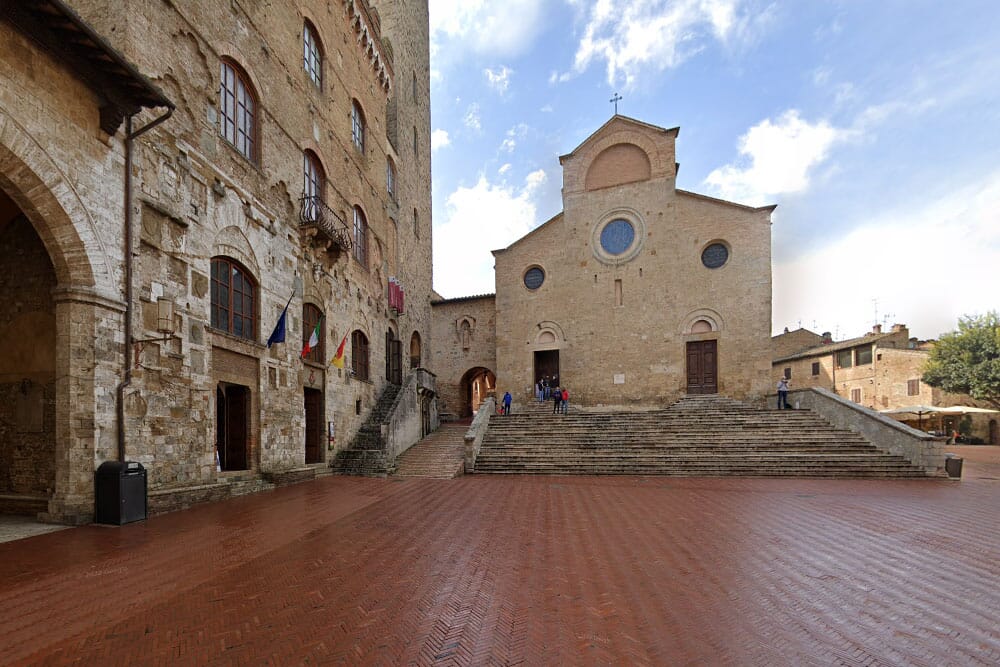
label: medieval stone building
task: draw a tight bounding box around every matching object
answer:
[0,0,434,523]
[432,116,776,417]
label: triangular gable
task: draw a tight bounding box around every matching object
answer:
[559,115,678,164]
[492,212,564,256]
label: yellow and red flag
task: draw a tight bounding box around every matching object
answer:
[330,333,348,368]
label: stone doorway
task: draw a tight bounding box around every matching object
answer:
[534,350,560,387]
[304,388,324,464]
[386,328,402,385]
[686,340,718,394]
[0,191,57,513]
[459,367,495,417]
[216,383,250,471]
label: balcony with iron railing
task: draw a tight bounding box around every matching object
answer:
[299,195,353,256]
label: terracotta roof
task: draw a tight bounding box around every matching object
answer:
[430,293,496,305]
[773,332,899,363]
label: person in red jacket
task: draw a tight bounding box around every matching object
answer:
[561,388,569,414]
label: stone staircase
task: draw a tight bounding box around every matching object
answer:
[330,383,402,476]
[392,423,467,479]
[475,394,933,478]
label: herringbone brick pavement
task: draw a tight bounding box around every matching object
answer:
[2,473,999,665]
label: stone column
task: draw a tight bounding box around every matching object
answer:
[41,287,125,524]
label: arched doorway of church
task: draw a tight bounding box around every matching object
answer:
[0,189,57,514]
[459,367,495,417]
[533,350,560,388]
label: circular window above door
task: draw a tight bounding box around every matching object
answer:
[523,266,545,290]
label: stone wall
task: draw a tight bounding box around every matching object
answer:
[0,0,433,520]
[430,296,497,416]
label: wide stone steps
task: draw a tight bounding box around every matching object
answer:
[476,395,930,478]
[393,424,467,479]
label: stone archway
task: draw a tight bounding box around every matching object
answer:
[459,366,496,418]
[0,115,117,523]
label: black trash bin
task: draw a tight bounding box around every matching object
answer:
[944,454,963,479]
[95,461,147,524]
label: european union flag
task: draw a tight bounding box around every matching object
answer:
[266,304,288,348]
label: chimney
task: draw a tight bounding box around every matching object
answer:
[783,327,789,334]
[821,332,833,344]
[872,324,882,334]
[891,323,907,334]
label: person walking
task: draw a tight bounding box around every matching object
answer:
[502,391,512,416]
[776,377,790,409]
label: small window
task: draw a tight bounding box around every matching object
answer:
[907,379,920,396]
[523,267,545,290]
[386,158,396,198]
[352,330,370,381]
[210,257,256,340]
[352,101,366,153]
[302,303,324,363]
[410,331,422,369]
[353,206,368,267]
[783,367,791,380]
[413,126,418,158]
[219,60,258,163]
[413,207,419,238]
[811,362,820,376]
[412,71,417,102]
[855,344,873,366]
[851,388,862,403]
[836,349,853,369]
[303,21,323,87]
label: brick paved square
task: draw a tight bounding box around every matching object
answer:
[1,473,999,665]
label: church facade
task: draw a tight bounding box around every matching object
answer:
[434,116,775,415]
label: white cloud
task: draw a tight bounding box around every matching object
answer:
[774,171,1000,340]
[704,110,847,206]
[433,171,548,297]
[431,129,451,151]
[499,123,529,153]
[430,0,546,59]
[498,163,512,175]
[540,104,554,113]
[463,104,482,131]
[566,0,771,87]
[484,66,513,94]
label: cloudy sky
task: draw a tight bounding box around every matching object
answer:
[427,0,1000,341]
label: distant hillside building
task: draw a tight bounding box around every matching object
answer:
[433,115,776,416]
[772,324,997,443]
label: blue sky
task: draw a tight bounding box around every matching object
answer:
[427,0,1000,340]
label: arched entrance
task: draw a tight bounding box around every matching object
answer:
[409,331,421,369]
[459,367,495,417]
[386,326,402,385]
[0,191,56,513]
[0,118,113,523]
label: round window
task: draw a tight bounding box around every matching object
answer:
[523,267,545,290]
[600,219,635,255]
[701,243,729,269]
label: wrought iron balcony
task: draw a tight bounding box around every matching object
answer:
[299,195,353,254]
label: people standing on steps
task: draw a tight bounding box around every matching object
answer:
[776,377,790,409]
[534,380,542,402]
[560,388,569,414]
[542,376,550,400]
[502,391,512,416]
[552,386,562,414]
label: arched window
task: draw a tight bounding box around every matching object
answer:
[386,157,396,199]
[219,59,258,163]
[303,150,325,200]
[352,100,366,153]
[302,303,324,363]
[351,330,370,380]
[303,21,323,88]
[211,256,256,340]
[410,331,422,369]
[353,206,368,267]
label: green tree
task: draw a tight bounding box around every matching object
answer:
[923,312,1000,410]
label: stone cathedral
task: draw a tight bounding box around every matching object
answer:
[431,116,776,417]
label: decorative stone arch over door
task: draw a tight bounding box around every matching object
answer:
[681,309,723,395]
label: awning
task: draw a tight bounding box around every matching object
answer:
[935,406,999,415]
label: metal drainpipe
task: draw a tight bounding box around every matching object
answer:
[116,107,174,462]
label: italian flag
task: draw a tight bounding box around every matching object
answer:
[301,316,323,357]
